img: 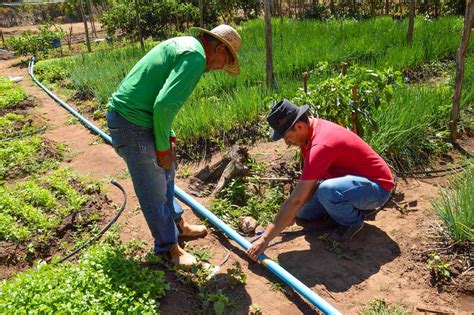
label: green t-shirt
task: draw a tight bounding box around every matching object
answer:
[108,36,206,153]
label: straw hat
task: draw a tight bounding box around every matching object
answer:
[189,24,241,76]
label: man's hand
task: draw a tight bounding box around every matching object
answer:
[246,236,269,261]
[156,150,173,170]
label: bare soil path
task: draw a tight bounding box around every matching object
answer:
[1,56,473,314]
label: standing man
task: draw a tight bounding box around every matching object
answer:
[247,99,394,261]
[107,25,241,267]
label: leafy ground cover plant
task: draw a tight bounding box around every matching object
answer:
[0,168,107,266]
[0,113,37,141]
[0,76,28,111]
[0,240,169,314]
[0,136,64,181]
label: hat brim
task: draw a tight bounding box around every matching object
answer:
[189,27,240,76]
[271,105,310,141]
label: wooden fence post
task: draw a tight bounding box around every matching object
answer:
[450,0,474,143]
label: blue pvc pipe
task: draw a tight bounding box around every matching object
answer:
[29,57,341,315]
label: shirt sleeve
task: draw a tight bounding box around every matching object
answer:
[153,52,205,153]
[300,144,336,181]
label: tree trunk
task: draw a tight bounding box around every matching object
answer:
[87,0,97,38]
[199,0,204,28]
[407,0,415,43]
[79,0,91,53]
[330,0,335,15]
[134,0,144,50]
[264,0,275,89]
[385,0,390,15]
[450,0,474,143]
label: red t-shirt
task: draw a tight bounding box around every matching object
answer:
[300,118,395,192]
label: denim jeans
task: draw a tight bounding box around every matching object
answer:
[297,175,391,227]
[106,110,183,253]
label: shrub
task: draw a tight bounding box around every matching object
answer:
[5,22,65,57]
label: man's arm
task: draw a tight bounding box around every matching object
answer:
[153,52,205,168]
[247,179,319,261]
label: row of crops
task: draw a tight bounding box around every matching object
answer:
[0,76,172,313]
[34,16,472,169]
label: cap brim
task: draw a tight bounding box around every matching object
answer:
[189,27,240,76]
[271,129,284,141]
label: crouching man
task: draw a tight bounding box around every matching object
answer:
[247,99,394,260]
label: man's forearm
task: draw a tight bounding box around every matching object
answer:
[261,198,300,243]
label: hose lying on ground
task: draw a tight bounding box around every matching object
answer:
[55,179,127,264]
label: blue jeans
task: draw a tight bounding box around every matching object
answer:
[297,175,391,227]
[106,110,183,253]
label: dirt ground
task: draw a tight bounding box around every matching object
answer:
[1,56,473,314]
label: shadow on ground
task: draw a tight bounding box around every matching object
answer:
[277,222,401,293]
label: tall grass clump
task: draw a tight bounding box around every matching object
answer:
[432,165,474,244]
[0,241,169,314]
[366,85,451,171]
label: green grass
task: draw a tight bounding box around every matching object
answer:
[0,76,28,109]
[0,240,169,314]
[366,85,452,171]
[35,16,468,167]
[432,164,474,244]
[0,168,97,244]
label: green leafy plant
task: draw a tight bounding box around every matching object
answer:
[293,63,402,137]
[0,76,28,109]
[0,241,169,314]
[0,113,36,140]
[6,22,65,57]
[0,168,101,248]
[0,136,64,181]
[427,252,451,281]
[226,261,247,285]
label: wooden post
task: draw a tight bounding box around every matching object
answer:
[264,0,275,89]
[341,62,348,75]
[407,0,415,43]
[385,0,390,15]
[87,0,97,38]
[351,85,360,135]
[79,0,92,52]
[450,0,474,143]
[134,0,144,50]
[67,24,73,50]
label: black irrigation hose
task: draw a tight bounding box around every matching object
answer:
[0,127,48,143]
[55,179,127,264]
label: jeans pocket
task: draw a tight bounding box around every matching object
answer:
[109,127,127,158]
